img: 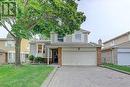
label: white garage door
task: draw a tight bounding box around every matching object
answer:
[118,49,130,65]
[62,48,97,65]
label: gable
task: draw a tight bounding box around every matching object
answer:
[117,41,130,48]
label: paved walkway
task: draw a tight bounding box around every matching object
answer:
[48,66,130,87]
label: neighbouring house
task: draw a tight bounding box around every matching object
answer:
[30,29,102,66]
[0,49,7,64]
[0,33,29,64]
[102,31,130,65]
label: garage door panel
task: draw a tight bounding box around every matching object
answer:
[118,52,130,65]
[62,51,97,65]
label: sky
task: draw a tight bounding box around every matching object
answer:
[0,0,130,43]
[77,0,130,43]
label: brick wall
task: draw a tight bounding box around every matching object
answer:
[58,47,62,66]
[97,47,102,66]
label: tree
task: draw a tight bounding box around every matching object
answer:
[0,0,86,66]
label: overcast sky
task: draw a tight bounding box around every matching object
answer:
[0,0,130,43]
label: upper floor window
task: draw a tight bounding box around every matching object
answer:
[58,35,64,42]
[5,41,15,48]
[75,34,81,41]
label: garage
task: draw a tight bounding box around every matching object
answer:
[62,47,97,65]
[117,49,130,65]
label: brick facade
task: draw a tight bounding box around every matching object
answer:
[97,47,102,66]
[58,47,62,66]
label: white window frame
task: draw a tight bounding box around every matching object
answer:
[75,34,81,41]
[37,44,43,53]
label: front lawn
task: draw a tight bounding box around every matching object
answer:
[0,64,54,87]
[103,64,130,73]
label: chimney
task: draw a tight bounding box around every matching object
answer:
[98,39,102,45]
[50,32,58,43]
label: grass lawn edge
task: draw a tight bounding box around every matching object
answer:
[40,66,58,87]
[100,65,130,75]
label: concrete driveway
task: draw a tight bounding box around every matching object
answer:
[48,66,130,87]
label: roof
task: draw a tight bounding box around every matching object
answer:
[50,29,91,34]
[80,29,91,34]
[102,46,115,51]
[102,41,130,50]
[7,33,13,39]
[0,33,14,41]
[0,38,14,41]
[47,42,101,48]
[103,31,130,44]
[29,40,50,44]
[0,38,7,41]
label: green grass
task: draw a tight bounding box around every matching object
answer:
[0,64,54,87]
[104,64,130,72]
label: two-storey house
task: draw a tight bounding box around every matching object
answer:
[30,29,101,66]
[102,31,130,65]
[0,33,29,64]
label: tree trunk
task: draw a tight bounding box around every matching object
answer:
[15,37,22,66]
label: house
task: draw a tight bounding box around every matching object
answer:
[30,29,102,66]
[0,33,29,64]
[0,49,7,64]
[102,31,130,65]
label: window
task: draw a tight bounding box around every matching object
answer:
[43,45,45,53]
[75,34,81,41]
[38,44,42,53]
[58,35,64,42]
[5,41,15,48]
[37,44,45,53]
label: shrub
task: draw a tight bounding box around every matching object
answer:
[29,55,46,63]
[38,57,44,63]
[28,55,35,61]
[34,57,39,63]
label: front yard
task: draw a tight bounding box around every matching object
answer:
[0,64,54,87]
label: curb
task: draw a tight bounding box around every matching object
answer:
[40,66,58,87]
[100,65,130,75]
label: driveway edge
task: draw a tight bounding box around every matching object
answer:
[41,66,59,87]
[100,65,130,75]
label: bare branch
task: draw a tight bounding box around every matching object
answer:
[0,21,16,39]
[6,19,14,27]
[12,18,16,24]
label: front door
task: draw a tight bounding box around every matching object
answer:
[52,49,58,63]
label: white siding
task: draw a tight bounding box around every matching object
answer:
[51,30,89,43]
